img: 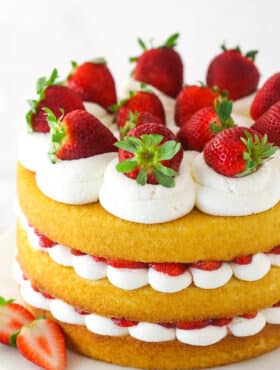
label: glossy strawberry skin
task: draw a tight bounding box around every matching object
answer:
[56,110,117,160]
[131,112,164,128]
[116,92,166,127]
[67,62,117,110]
[251,73,280,120]
[206,50,260,100]
[252,100,280,146]
[190,260,222,271]
[175,86,219,127]
[133,48,183,98]
[118,123,183,184]
[203,127,261,177]
[149,263,186,276]
[177,107,217,151]
[107,260,147,269]
[31,85,85,133]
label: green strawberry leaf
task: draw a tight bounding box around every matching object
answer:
[155,163,178,177]
[245,50,258,61]
[158,140,181,160]
[0,296,14,306]
[43,107,65,163]
[163,33,180,48]
[136,168,147,185]
[154,170,175,188]
[10,331,20,348]
[138,38,147,51]
[116,158,138,173]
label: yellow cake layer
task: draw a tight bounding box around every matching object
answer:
[17,224,280,322]
[26,304,280,370]
[17,163,280,263]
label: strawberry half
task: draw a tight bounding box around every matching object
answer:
[26,69,84,133]
[251,73,280,120]
[206,44,260,100]
[204,127,277,177]
[177,96,236,151]
[175,85,220,127]
[252,100,280,146]
[67,58,117,110]
[149,263,186,276]
[115,123,183,187]
[130,33,183,98]
[0,297,34,345]
[119,111,164,139]
[44,109,117,162]
[12,318,66,370]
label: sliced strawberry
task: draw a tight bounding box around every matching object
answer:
[115,123,183,187]
[176,320,211,330]
[204,127,277,177]
[107,259,147,269]
[251,72,280,120]
[149,263,186,276]
[232,255,253,265]
[74,307,90,315]
[206,44,260,100]
[190,260,222,271]
[112,318,137,327]
[268,245,280,255]
[158,322,175,328]
[67,59,117,110]
[211,318,232,326]
[15,319,66,370]
[92,256,106,262]
[131,34,183,98]
[71,249,86,256]
[34,229,56,248]
[41,292,55,300]
[0,297,34,345]
[45,109,117,162]
[242,312,258,319]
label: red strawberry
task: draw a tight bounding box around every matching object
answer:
[190,261,222,271]
[242,312,258,319]
[119,111,164,139]
[112,318,137,327]
[176,320,211,330]
[74,307,90,315]
[204,127,277,177]
[34,229,56,248]
[67,59,117,110]
[206,44,260,100]
[115,123,183,187]
[177,96,236,151]
[159,322,175,328]
[92,256,106,262]
[107,260,146,269]
[131,34,183,98]
[0,297,34,345]
[211,318,232,326]
[252,100,280,146]
[251,73,280,119]
[71,249,86,256]
[14,319,66,370]
[112,90,166,128]
[232,255,253,265]
[273,301,280,307]
[149,263,186,276]
[175,85,219,127]
[45,109,117,162]
[26,69,84,133]
[268,245,280,255]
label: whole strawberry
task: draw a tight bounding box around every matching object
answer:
[112,90,166,129]
[120,111,164,138]
[26,69,85,133]
[175,85,219,127]
[251,73,280,119]
[44,109,117,162]
[206,44,260,100]
[204,127,277,177]
[67,58,117,110]
[130,33,183,98]
[252,100,280,146]
[115,123,183,187]
[177,96,236,151]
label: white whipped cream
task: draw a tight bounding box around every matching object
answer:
[12,262,26,285]
[231,253,271,281]
[148,268,192,293]
[72,255,107,280]
[107,266,148,290]
[36,152,116,205]
[232,93,255,117]
[99,153,195,224]
[18,131,50,172]
[261,306,280,324]
[193,153,280,216]
[229,312,266,337]
[121,78,177,134]
[20,281,51,310]
[50,299,85,325]
[48,245,73,267]
[267,253,280,267]
[129,322,175,342]
[190,263,233,289]
[176,325,227,346]
[231,113,253,128]
[85,313,129,336]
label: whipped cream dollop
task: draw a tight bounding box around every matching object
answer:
[36,152,116,204]
[231,113,253,128]
[121,78,178,134]
[192,153,280,216]
[232,93,255,118]
[83,102,118,136]
[16,270,279,346]
[18,131,50,172]
[148,268,192,293]
[99,153,196,224]
[190,263,233,289]
[231,253,271,281]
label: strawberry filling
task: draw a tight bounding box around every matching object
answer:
[273,301,280,307]
[74,307,90,315]
[34,229,56,248]
[112,318,137,327]
[107,260,147,269]
[92,256,107,262]
[268,245,280,255]
[211,318,232,326]
[190,261,222,271]
[71,249,86,256]
[149,263,186,276]
[242,312,258,319]
[232,255,253,265]
[176,320,211,330]
[159,322,175,328]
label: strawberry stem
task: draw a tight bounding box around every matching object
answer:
[0,296,14,306]
[120,111,139,138]
[210,96,236,134]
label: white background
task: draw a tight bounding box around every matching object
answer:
[0,0,280,231]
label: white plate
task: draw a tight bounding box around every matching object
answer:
[0,229,280,370]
